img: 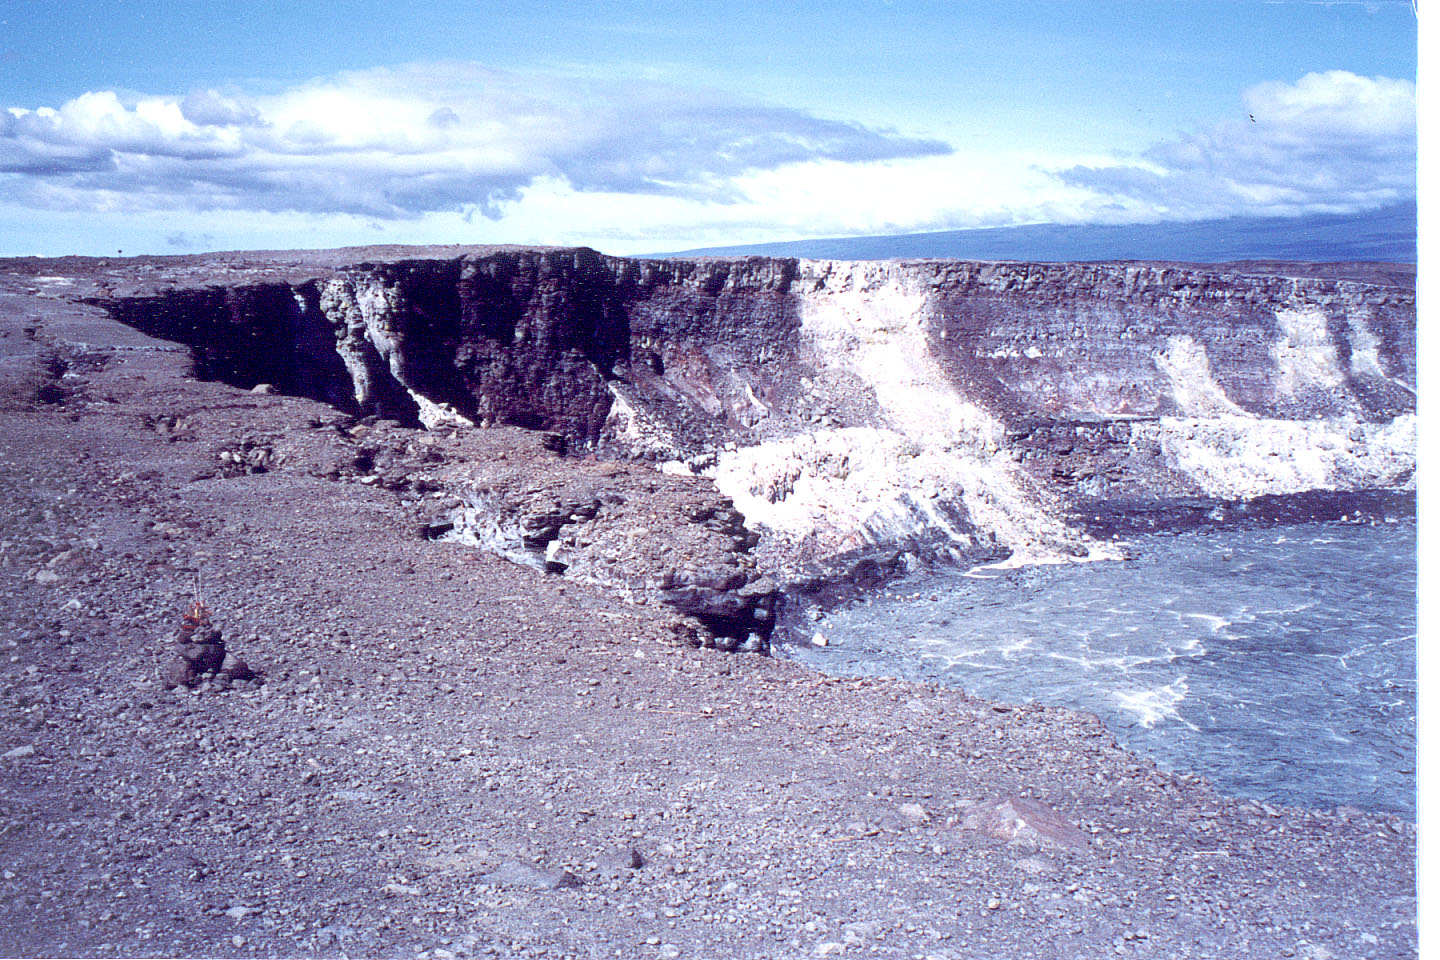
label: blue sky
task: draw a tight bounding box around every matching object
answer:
[0,0,1418,255]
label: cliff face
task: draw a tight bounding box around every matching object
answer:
[101,249,1416,592]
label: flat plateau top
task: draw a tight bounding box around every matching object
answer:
[0,245,1416,291]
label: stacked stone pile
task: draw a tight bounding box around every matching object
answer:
[163,602,256,690]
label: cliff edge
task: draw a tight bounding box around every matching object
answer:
[0,249,1417,959]
[6,247,1415,641]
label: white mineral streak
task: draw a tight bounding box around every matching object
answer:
[711,261,1103,564]
[1152,300,1414,499]
[353,279,405,369]
[605,387,685,462]
[1157,413,1416,500]
[1154,335,1251,418]
[739,382,771,425]
[320,277,473,429]
[1348,310,1416,395]
[319,278,382,410]
[1271,306,1344,399]
[443,491,537,569]
[711,428,978,557]
[410,395,474,431]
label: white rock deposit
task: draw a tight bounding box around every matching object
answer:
[1155,413,1416,501]
[704,261,1102,567]
[673,258,1415,573]
[104,250,1417,582]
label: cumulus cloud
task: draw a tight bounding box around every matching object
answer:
[1056,71,1414,219]
[179,90,265,128]
[0,62,949,219]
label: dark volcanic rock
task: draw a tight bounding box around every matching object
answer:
[167,621,226,688]
[177,639,224,672]
[435,447,779,646]
[0,250,1419,960]
[86,249,1415,595]
[18,248,1421,640]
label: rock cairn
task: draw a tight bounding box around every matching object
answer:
[163,602,255,690]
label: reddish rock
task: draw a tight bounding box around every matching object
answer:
[960,797,1092,854]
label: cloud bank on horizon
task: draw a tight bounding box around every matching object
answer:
[1059,70,1415,219]
[1,63,949,218]
[0,61,1416,255]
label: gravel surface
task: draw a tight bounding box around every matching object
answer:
[0,257,1418,959]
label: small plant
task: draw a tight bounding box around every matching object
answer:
[179,599,212,640]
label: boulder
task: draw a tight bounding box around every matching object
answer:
[960,797,1091,854]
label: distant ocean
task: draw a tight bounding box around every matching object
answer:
[660,201,1416,263]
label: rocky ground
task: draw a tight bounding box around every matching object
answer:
[0,255,1418,959]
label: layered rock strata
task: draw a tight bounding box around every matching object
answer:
[95,249,1416,618]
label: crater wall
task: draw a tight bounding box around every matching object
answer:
[99,249,1417,588]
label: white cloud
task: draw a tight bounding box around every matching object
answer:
[1056,71,1415,219]
[534,150,1121,251]
[0,61,949,220]
[0,66,1414,255]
